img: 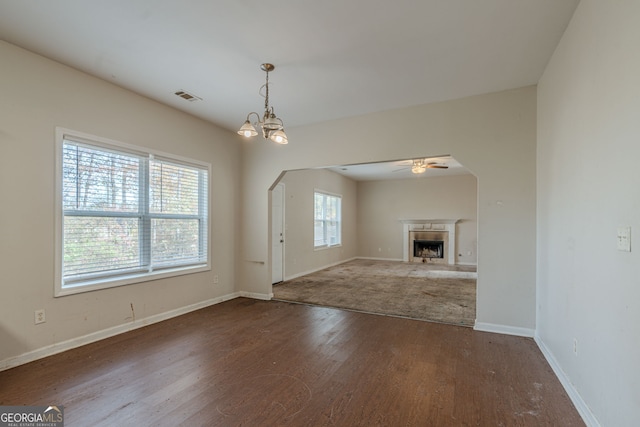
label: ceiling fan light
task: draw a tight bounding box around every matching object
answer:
[269,129,288,144]
[237,120,258,137]
[411,165,426,174]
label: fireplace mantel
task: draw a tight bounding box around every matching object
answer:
[399,219,459,225]
[399,219,459,263]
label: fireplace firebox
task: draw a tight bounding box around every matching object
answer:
[401,220,458,264]
[413,240,444,259]
[408,230,448,263]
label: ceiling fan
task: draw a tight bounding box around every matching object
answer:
[394,158,449,174]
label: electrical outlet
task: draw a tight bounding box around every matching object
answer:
[213,275,219,284]
[35,309,46,324]
[617,226,631,252]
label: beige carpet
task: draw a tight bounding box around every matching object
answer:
[273,259,477,327]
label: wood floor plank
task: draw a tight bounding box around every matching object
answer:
[0,298,583,426]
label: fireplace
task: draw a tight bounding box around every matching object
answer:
[409,230,448,263]
[413,240,444,260]
[400,219,458,264]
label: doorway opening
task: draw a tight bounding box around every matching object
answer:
[269,156,478,325]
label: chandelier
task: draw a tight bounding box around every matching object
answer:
[237,63,288,144]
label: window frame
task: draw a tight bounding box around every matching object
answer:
[314,190,342,250]
[54,128,211,297]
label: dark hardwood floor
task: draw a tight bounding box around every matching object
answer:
[0,298,584,426]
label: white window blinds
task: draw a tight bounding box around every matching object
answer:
[59,135,208,291]
[314,191,341,248]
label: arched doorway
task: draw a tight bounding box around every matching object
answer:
[269,156,478,326]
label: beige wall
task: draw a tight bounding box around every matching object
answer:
[357,175,477,264]
[278,169,357,279]
[241,85,537,333]
[0,41,241,365]
[537,1,640,425]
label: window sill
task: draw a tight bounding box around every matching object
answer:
[314,244,342,252]
[55,263,210,297]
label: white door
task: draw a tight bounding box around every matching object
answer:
[271,183,285,284]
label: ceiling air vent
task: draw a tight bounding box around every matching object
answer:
[174,90,202,102]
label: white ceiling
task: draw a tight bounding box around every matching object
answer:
[0,0,579,135]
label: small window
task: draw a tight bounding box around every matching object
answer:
[314,191,341,248]
[55,129,210,296]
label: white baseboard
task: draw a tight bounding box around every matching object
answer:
[358,257,475,266]
[238,291,273,300]
[0,292,240,372]
[474,322,535,337]
[534,335,600,427]
[283,257,358,281]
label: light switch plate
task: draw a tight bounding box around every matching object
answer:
[617,226,631,252]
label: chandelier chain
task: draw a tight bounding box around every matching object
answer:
[264,69,270,114]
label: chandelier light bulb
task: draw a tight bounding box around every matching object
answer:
[237,120,258,137]
[269,129,288,144]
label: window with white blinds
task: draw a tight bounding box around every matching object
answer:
[314,191,341,248]
[55,129,209,295]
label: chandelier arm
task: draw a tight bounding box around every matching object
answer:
[246,111,262,124]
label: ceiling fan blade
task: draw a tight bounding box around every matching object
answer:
[426,164,448,169]
[393,167,410,172]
